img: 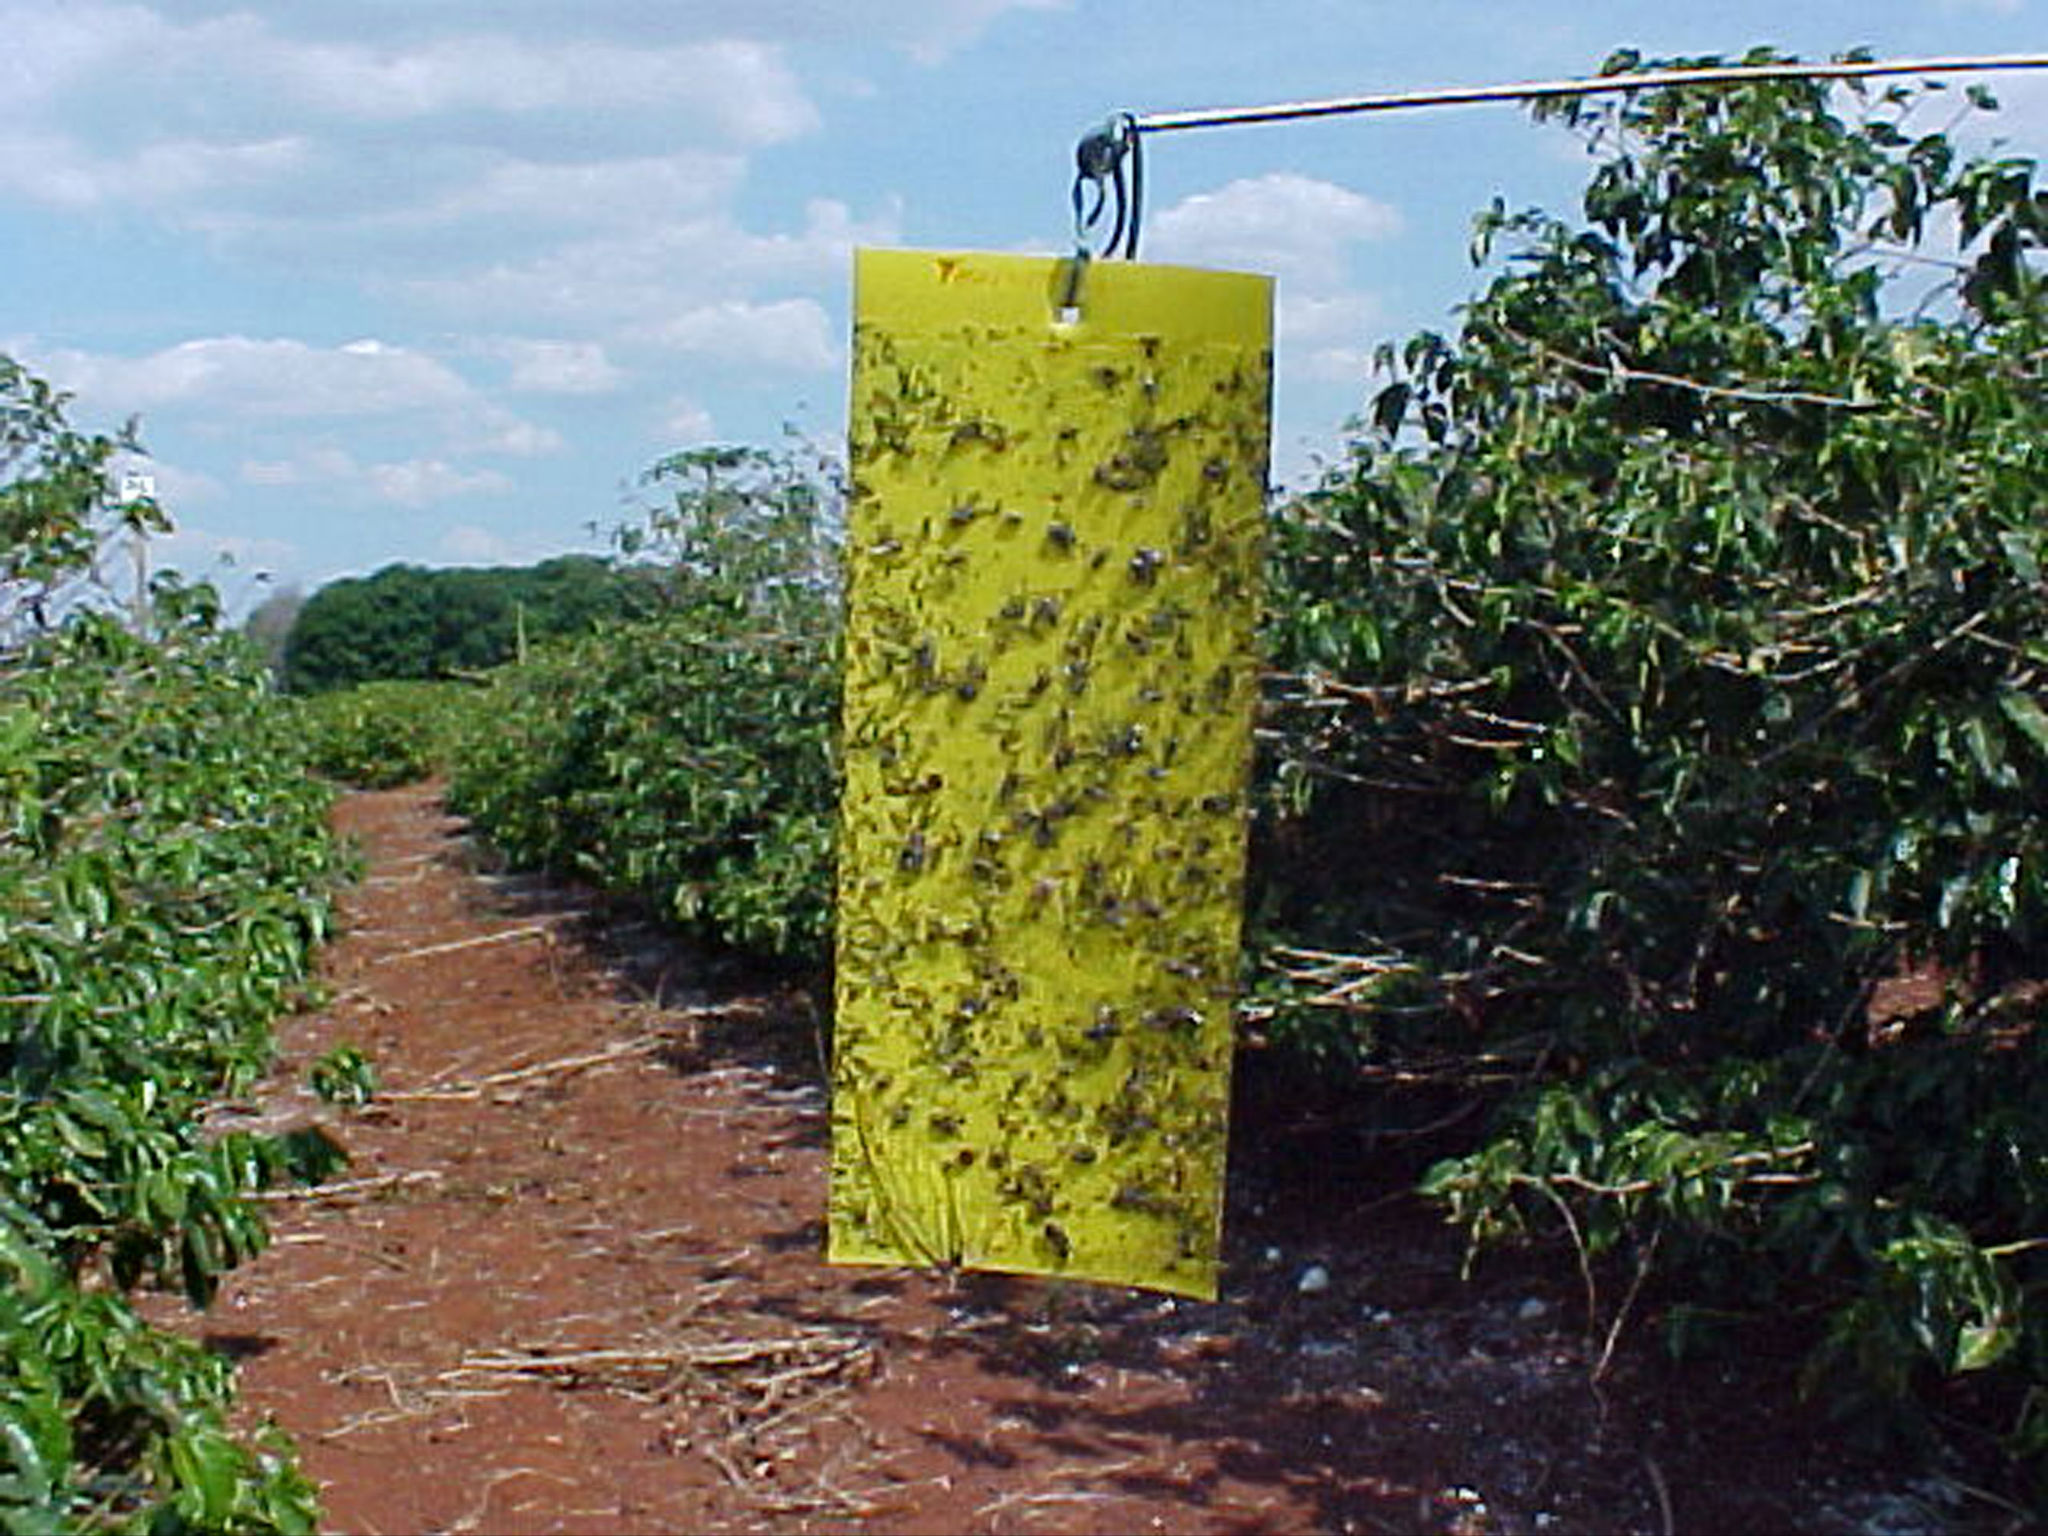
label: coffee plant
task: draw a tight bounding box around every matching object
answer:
[2,358,348,1529]
[296,679,484,789]
[307,1045,378,1108]
[1262,50,2048,1498]
[449,446,840,963]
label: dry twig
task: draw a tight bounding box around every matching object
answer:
[381,1035,666,1102]
[432,1316,879,1516]
[372,923,562,965]
[444,1329,870,1387]
[253,1170,444,1204]
[1643,1452,1676,1536]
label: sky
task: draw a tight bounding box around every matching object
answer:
[5,0,2045,605]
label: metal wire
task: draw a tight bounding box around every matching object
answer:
[1071,52,2048,260]
[1134,53,2048,134]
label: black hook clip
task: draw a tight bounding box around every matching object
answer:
[1071,113,1144,262]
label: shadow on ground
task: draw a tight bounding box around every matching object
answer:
[427,813,1980,1536]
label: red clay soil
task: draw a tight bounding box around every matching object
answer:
[165,782,1990,1535]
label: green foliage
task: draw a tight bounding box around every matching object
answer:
[1263,49,2048,1492]
[449,446,840,963]
[282,554,653,694]
[294,679,484,789]
[307,1046,377,1108]
[0,354,347,1528]
[0,610,348,1526]
[0,358,166,645]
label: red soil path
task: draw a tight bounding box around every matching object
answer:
[171,782,1948,1534]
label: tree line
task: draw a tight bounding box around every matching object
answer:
[279,553,659,693]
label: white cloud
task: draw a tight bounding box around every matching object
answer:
[492,340,624,396]
[0,130,308,212]
[0,8,819,141]
[43,336,475,419]
[659,398,718,445]
[175,146,752,253]
[241,446,356,488]
[130,0,1068,65]
[1147,174,1401,392]
[401,197,897,344]
[457,416,564,458]
[653,299,839,371]
[241,446,512,508]
[891,0,1069,62]
[371,458,512,507]
[0,3,894,432]
[154,525,301,583]
[0,3,818,254]
[1282,292,1388,383]
[0,5,172,110]
[436,522,568,567]
[421,152,746,233]
[266,35,817,142]
[1147,173,1402,290]
[38,336,561,463]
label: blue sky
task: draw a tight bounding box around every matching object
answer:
[5,1,2044,603]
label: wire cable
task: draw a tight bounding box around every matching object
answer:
[1071,53,2048,259]
[1134,53,2048,135]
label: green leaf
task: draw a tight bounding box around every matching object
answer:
[1997,689,2048,760]
[170,1426,242,1525]
[49,1112,105,1161]
[1999,530,2040,585]
[1961,715,2007,783]
[0,1407,55,1510]
[1954,1319,2016,1373]
[1846,868,1874,921]
[61,1087,129,1133]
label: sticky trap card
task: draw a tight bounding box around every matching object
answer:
[829,248,1273,1298]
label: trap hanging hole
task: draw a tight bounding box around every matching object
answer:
[1052,253,1090,329]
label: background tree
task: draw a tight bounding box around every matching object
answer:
[1260,48,2048,1495]
[281,554,650,692]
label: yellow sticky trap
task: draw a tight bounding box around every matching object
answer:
[829,249,1273,1299]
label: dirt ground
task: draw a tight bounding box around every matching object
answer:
[172,782,2000,1534]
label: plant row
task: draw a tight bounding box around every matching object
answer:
[295,678,484,790]
[306,53,2048,1512]
[424,447,840,963]
[2,577,349,1528]
[1260,53,2048,1504]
